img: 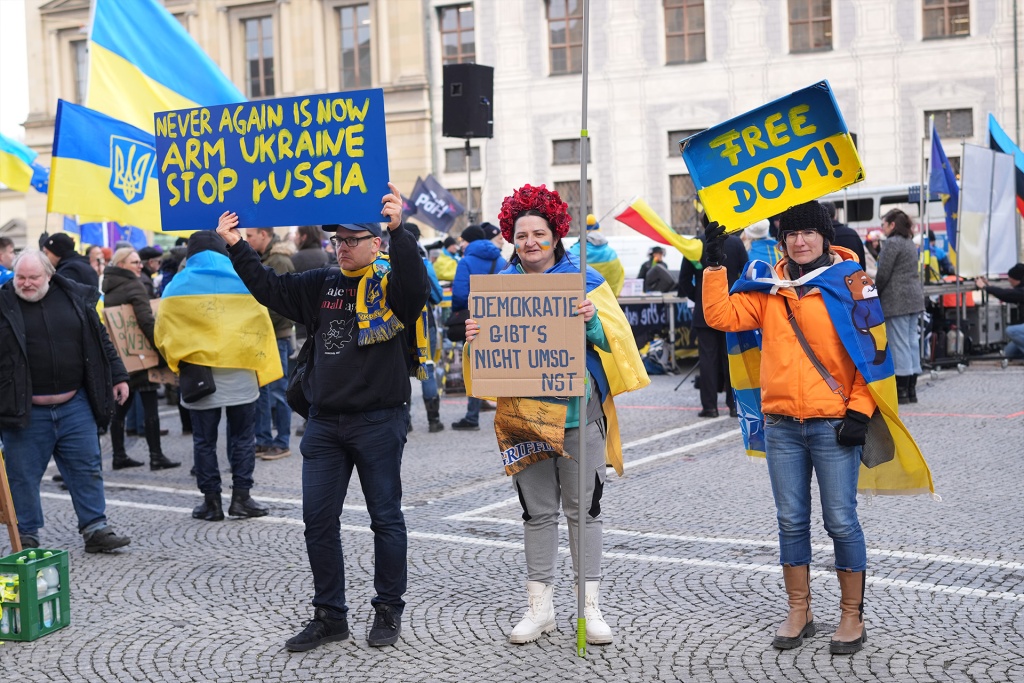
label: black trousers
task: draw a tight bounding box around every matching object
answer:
[695,326,734,412]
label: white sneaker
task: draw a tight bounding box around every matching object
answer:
[509,581,555,644]
[580,581,613,645]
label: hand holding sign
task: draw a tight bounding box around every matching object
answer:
[217,211,242,246]
[382,182,402,231]
[465,318,480,343]
[576,299,596,322]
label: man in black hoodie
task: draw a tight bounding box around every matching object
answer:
[217,183,427,652]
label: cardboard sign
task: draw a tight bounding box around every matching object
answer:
[102,303,159,373]
[680,80,863,232]
[147,367,178,386]
[154,89,389,230]
[467,274,586,397]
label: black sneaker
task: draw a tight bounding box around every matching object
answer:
[451,419,479,431]
[84,528,131,553]
[285,608,349,652]
[367,604,402,647]
[20,534,40,549]
[697,408,719,418]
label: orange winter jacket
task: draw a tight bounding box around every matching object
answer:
[702,249,876,420]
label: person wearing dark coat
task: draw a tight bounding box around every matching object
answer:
[678,216,749,417]
[0,250,132,552]
[822,201,866,269]
[41,232,99,289]
[291,225,330,273]
[101,248,179,471]
[138,246,163,299]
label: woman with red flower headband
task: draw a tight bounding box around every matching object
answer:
[463,184,649,646]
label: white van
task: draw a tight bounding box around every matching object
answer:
[820,184,948,243]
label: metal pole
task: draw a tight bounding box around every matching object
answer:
[575,0,590,659]
[465,139,474,225]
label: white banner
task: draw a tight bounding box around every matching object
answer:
[958,144,1017,277]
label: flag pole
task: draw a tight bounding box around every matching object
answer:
[575,0,591,659]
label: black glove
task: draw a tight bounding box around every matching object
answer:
[836,409,870,447]
[703,221,728,266]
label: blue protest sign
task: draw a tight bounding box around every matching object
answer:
[680,81,863,232]
[154,89,389,230]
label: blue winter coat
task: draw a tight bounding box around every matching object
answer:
[451,240,507,310]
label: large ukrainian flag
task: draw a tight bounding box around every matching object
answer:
[154,250,282,387]
[48,100,161,230]
[87,0,244,133]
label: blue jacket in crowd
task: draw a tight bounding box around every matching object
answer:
[451,240,507,310]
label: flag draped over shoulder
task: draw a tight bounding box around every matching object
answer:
[88,0,244,133]
[154,250,282,387]
[0,132,48,193]
[614,197,704,266]
[49,100,161,231]
[929,125,960,266]
[988,113,1024,217]
[726,259,934,496]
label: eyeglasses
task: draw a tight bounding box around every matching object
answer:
[330,235,375,248]
[783,230,822,242]
[126,259,142,265]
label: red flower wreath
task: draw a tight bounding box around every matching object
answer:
[498,184,572,243]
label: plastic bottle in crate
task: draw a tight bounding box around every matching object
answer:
[0,573,19,634]
[37,572,53,628]
[42,553,60,622]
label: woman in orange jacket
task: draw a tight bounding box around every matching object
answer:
[702,201,873,655]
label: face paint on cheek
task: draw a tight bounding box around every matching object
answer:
[537,241,552,251]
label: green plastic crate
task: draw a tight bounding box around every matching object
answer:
[0,548,70,641]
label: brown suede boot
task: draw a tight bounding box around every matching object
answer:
[830,569,867,654]
[772,564,815,649]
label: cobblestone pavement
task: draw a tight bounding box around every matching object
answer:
[3,361,1023,682]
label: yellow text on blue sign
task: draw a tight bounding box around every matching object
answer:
[680,81,863,232]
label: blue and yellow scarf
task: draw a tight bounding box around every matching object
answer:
[344,254,431,379]
[345,256,405,346]
[727,257,935,496]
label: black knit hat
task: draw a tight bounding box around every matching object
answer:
[1009,263,1024,281]
[461,225,486,243]
[42,233,76,259]
[777,201,835,243]
[186,230,229,259]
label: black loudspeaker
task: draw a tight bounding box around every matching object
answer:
[442,63,493,139]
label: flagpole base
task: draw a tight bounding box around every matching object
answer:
[577,617,587,657]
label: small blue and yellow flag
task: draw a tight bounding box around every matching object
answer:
[87,0,244,133]
[0,132,49,194]
[48,100,161,230]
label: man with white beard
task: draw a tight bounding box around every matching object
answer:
[0,250,132,552]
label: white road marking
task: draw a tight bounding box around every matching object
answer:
[37,492,1024,604]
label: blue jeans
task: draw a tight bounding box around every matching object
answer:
[300,405,408,618]
[1,390,109,539]
[1003,323,1024,358]
[190,402,257,494]
[888,313,922,375]
[256,338,292,449]
[463,397,481,425]
[764,415,866,572]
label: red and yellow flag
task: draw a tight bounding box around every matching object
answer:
[614,197,703,264]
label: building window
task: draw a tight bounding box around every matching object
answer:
[668,129,702,157]
[670,174,699,233]
[926,109,973,139]
[665,0,705,64]
[788,0,832,53]
[339,4,371,89]
[439,4,475,65]
[923,0,970,39]
[445,146,481,173]
[244,17,274,98]
[547,0,583,75]
[449,187,482,232]
[553,180,593,236]
[552,139,592,166]
[71,40,88,104]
